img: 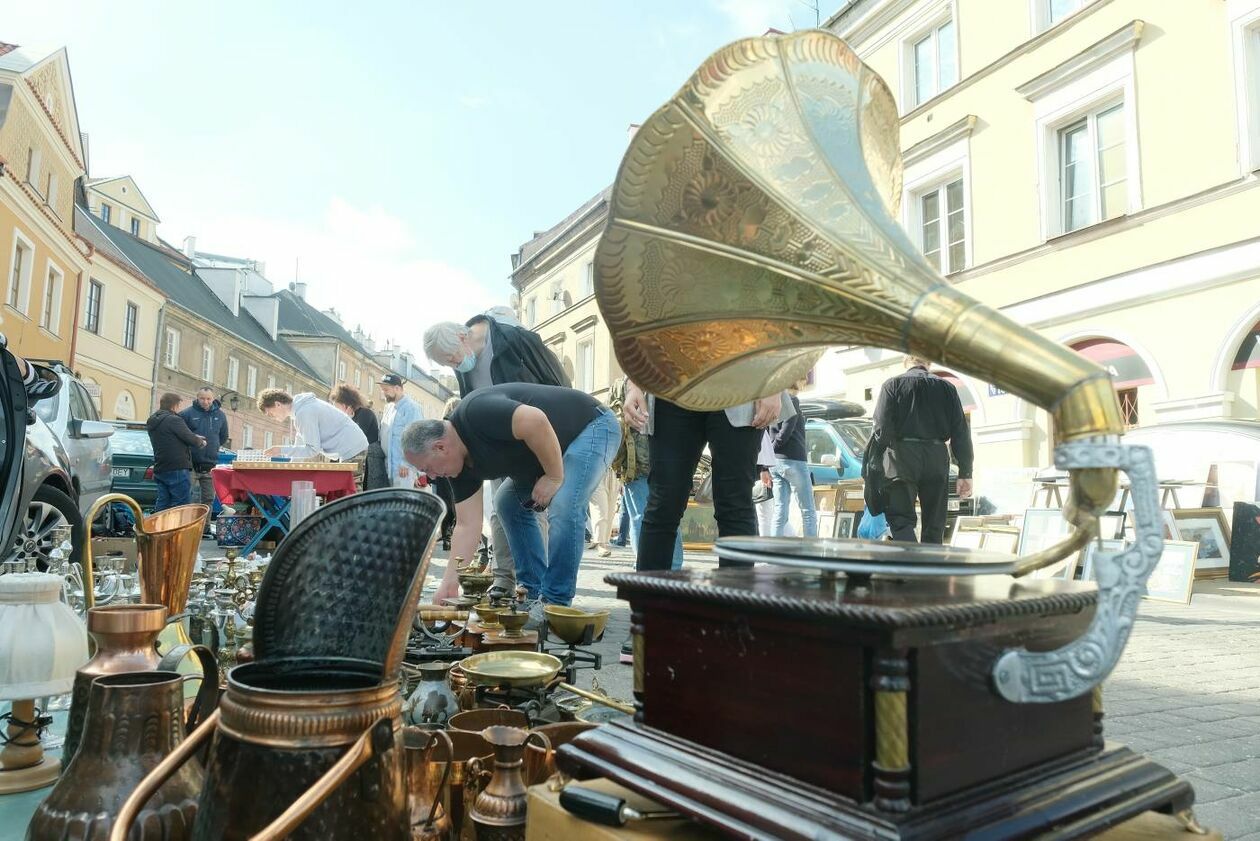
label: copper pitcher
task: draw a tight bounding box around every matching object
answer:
[63,604,219,764]
[137,505,208,654]
[468,727,551,841]
[28,671,205,841]
[404,728,453,841]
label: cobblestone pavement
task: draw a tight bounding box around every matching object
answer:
[436,547,1260,839]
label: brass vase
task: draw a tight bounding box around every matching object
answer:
[63,603,167,764]
[468,727,550,841]
[404,728,453,841]
[28,671,205,841]
[136,505,208,655]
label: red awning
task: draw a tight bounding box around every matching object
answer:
[1071,339,1154,389]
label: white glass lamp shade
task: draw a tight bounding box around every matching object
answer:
[0,573,88,699]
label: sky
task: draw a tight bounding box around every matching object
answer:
[5,0,831,366]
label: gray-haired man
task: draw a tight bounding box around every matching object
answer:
[423,311,568,601]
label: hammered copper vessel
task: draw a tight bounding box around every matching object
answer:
[28,672,204,841]
[468,726,550,841]
[110,489,447,841]
[137,505,208,653]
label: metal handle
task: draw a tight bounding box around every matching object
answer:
[557,682,634,715]
[110,709,221,841]
[82,493,146,610]
[526,729,553,779]
[994,440,1164,703]
[250,718,394,841]
[418,729,453,830]
[157,643,220,732]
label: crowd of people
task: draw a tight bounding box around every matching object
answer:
[140,306,975,641]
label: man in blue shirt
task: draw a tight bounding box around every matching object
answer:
[180,387,230,517]
[378,374,424,488]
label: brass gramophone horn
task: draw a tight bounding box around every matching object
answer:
[595,30,1165,703]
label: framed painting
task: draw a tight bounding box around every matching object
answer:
[1170,508,1230,574]
[1079,538,1127,582]
[950,529,984,550]
[1018,508,1077,579]
[1143,540,1199,604]
[983,527,1021,555]
[681,501,717,550]
[834,510,857,539]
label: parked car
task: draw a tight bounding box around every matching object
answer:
[0,343,83,570]
[29,361,114,519]
[105,421,158,510]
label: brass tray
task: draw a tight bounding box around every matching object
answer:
[458,651,563,688]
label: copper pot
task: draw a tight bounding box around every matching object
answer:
[523,722,595,785]
[29,671,205,841]
[468,727,550,841]
[448,708,529,733]
[64,604,218,764]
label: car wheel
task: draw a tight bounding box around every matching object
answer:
[11,484,85,572]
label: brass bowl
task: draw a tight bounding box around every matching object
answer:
[496,610,529,638]
[442,596,479,610]
[459,651,563,688]
[543,606,609,644]
[474,603,503,628]
[458,572,494,597]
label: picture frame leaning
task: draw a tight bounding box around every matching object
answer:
[1171,507,1231,575]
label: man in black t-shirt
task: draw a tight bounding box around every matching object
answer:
[402,383,621,620]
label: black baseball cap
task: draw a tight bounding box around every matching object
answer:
[380,373,405,386]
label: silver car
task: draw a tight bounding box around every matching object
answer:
[29,361,115,518]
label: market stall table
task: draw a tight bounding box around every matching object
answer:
[211,462,357,554]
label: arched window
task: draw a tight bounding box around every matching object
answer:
[1070,338,1154,428]
[114,389,136,421]
[1230,319,1260,372]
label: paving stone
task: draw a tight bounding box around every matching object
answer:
[1198,758,1260,792]
[1195,792,1260,838]
[1183,771,1249,805]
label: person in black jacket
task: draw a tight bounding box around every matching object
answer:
[180,388,230,515]
[767,385,818,537]
[146,392,206,512]
[422,310,570,601]
[869,355,974,544]
[330,383,386,489]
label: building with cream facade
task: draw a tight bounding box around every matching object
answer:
[510,187,620,402]
[813,0,1260,504]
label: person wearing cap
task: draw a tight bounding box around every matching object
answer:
[379,373,425,489]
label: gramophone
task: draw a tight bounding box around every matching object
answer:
[558,30,1199,839]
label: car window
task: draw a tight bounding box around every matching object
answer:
[833,420,872,455]
[70,382,99,422]
[111,428,153,456]
[806,425,838,464]
[34,392,58,424]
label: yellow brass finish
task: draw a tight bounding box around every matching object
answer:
[874,690,909,770]
[1092,685,1104,717]
[594,30,1122,545]
[217,674,402,749]
[543,605,610,644]
[459,651,563,688]
[556,682,635,716]
[632,633,644,698]
[82,494,146,611]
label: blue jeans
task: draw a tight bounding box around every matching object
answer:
[771,458,817,537]
[154,470,192,512]
[623,476,683,570]
[612,501,630,546]
[494,408,621,605]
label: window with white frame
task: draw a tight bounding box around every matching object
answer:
[916,178,967,274]
[85,279,102,333]
[8,235,33,314]
[906,16,957,108]
[246,365,258,397]
[123,302,138,350]
[267,374,276,390]
[130,218,141,237]
[583,262,595,297]
[264,431,274,450]
[577,338,595,393]
[100,203,112,224]
[26,147,42,193]
[164,327,180,369]
[354,368,361,389]
[202,345,214,381]
[1230,2,1260,173]
[45,172,59,214]
[337,360,347,381]
[41,264,63,334]
[227,357,240,390]
[1039,0,1088,31]
[525,297,537,327]
[243,424,254,449]
[1058,102,1126,233]
[285,382,292,396]
[550,282,566,316]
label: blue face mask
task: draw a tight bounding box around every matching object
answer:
[455,352,476,374]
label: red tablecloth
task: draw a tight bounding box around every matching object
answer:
[212,465,357,504]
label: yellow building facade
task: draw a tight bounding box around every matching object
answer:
[816,0,1260,503]
[74,229,166,420]
[511,188,621,403]
[0,45,89,364]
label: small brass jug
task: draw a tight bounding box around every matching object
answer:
[28,671,205,841]
[404,728,453,841]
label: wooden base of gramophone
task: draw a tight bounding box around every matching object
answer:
[557,567,1195,840]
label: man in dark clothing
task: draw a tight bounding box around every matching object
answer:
[869,356,973,544]
[422,310,570,601]
[768,386,818,537]
[401,383,620,621]
[148,392,206,512]
[179,387,229,513]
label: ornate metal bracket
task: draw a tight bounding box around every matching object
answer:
[993,438,1162,703]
